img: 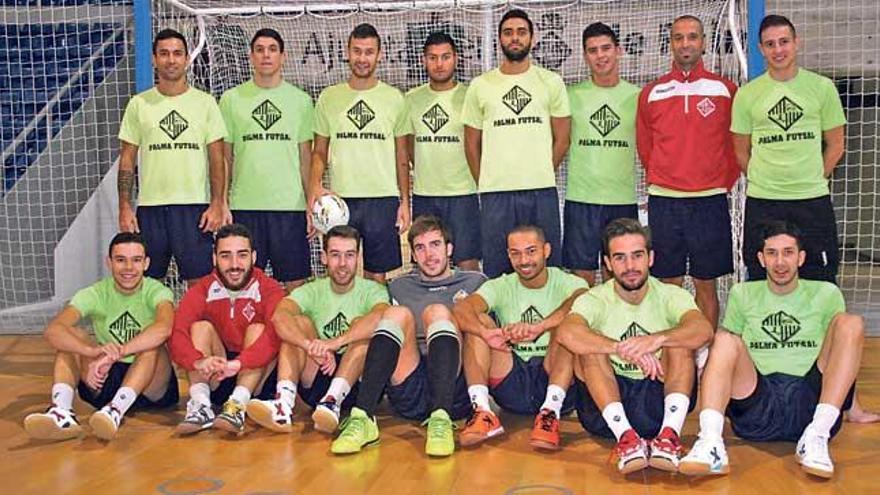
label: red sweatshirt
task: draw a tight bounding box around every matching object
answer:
[637,60,740,192]
[170,267,285,371]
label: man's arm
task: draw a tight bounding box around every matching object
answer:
[507,288,589,343]
[328,303,390,349]
[119,301,174,357]
[615,309,713,360]
[395,136,411,233]
[199,139,232,232]
[452,293,491,336]
[463,125,482,184]
[554,313,618,355]
[298,140,316,237]
[223,142,234,199]
[308,135,332,209]
[43,306,100,358]
[117,141,139,233]
[822,125,845,177]
[635,88,652,170]
[732,132,751,173]
[271,298,312,349]
[550,116,571,170]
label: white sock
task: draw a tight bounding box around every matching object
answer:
[51,383,74,410]
[109,386,137,416]
[468,384,492,412]
[540,384,566,417]
[230,385,251,405]
[601,402,633,440]
[698,408,725,439]
[324,377,351,403]
[189,382,211,407]
[277,380,297,407]
[806,403,840,437]
[661,392,690,434]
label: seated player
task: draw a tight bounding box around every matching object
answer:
[170,223,285,436]
[680,220,864,479]
[24,232,178,441]
[556,218,712,474]
[453,224,588,451]
[248,225,389,434]
[330,215,486,456]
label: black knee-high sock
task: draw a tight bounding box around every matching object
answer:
[355,326,402,417]
[427,325,461,415]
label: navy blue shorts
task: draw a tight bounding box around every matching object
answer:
[412,194,481,263]
[480,188,562,278]
[233,210,311,282]
[490,354,575,416]
[298,353,360,409]
[210,351,277,405]
[344,197,402,274]
[78,361,179,410]
[742,195,839,283]
[563,201,639,271]
[385,358,472,421]
[727,362,854,442]
[573,374,697,439]
[647,194,733,279]
[137,204,214,280]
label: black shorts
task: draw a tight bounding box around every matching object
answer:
[78,361,179,410]
[345,197,402,274]
[648,194,734,279]
[563,201,638,271]
[742,195,839,283]
[385,358,472,421]
[137,204,214,280]
[727,362,854,442]
[233,210,311,282]
[480,188,562,278]
[490,354,575,416]
[412,194,481,263]
[298,353,360,409]
[210,351,277,405]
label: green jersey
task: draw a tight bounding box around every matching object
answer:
[289,277,389,350]
[220,80,314,211]
[69,277,174,364]
[461,65,570,193]
[403,83,477,196]
[118,87,227,206]
[477,267,587,361]
[570,277,698,380]
[723,279,845,376]
[731,69,846,200]
[314,81,407,198]
[566,79,640,205]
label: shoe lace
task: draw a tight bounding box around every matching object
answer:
[538,411,556,432]
[423,415,455,440]
[805,434,830,460]
[338,415,366,440]
[222,401,243,417]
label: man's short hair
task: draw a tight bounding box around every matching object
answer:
[498,9,534,37]
[108,232,147,257]
[152,28,188,55]
[408,214,451,248]
[214,223,254,252]
[671,14,704,35]
[508,224,546,244]
[603,218,652,254]
[759,14,797,43]
[323,225,362,252]
[348,23,381,50]
[758,219,803,251]
[251,27,285,53]
[424,31,457,53]
[582,22,618,47]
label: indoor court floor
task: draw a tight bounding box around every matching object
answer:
[2,335,878,494]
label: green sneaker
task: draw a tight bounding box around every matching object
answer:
[331,407,379,454]
[423,409,455,457]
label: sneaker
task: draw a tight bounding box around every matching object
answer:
[24,406,82,441]
[176,399,215,436]
[423,409,455,457]
[679,435,730,476]
[312,396,340,434]
[89,405,123,441]
[247,397,293,433]
[529,408,561,451]
[796,430,834,478]
[459,409,504,447]
[613,429,649,474]
[648,426,683,471]
[214,399,247,435]
[331,407,379,454]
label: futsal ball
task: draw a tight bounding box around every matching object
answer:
[311,194,350,234]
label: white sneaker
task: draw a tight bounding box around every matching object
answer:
[24,406,82,441]
[176,399,215,435]
[89,405,123,440]
[312,396,340,434]
[796,430,834,478]
[247,397,294,433]
[679,435,730,476]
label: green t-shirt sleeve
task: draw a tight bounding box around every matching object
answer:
[289,283,315,313]
[561,271,590,294]
[205,97,227,143]
[401,95,415,135]
[571,291,603,327]
[393,94,408,137]
[730,90,752,134]
[665,285,700,323]
[69,286,99,319]
[461,82,483,130]
[118,98,141,145]
[314,93,330,137]
[820,285,847,328]
[298,95,316,143]
[549,75,571,118]
[147,281,175,308]
[475,277,500,312]
[820,79,846,131]
[721,285,745,335]
[219,91,235,144]
[363,282,391,310]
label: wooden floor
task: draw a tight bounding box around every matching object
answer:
[2,336,878,495]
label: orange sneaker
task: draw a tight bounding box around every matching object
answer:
[529,408,561,451]
[459,409,504,447]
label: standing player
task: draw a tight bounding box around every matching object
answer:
[556,218,712,473]
[24,233,177,441]
[309,23,408,284]
[564,22,640,285]
[403,32,480,271]
[170,224,285,436]
[462,9,571,277]
[220,28,314,291]
[329,215,485,457]
[248,225,389,435]
[680,221,864,479]
[118,29,230,284]
[637,16,739,330]
[454,225,588,451]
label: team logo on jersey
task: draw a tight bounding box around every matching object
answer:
[452,289,469,303]
[422,103,449,134]
[241,301,256,322]
[768,96,803,131]
[619,322,649,341]
[252,99,282,131]
[347,100,375,130]
[761,311,802,343]
[520,305,545,324]
[323,312,350,339]
[502,85,532,115]
[696,97,716,118]
[589,104,621,137]
[108,311,142,344]
[159,110,188,140]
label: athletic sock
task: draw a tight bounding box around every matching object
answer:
[189,382,211,407]
[661,392,690,435]
[109,386,137,416]
[230,385,251,406]
[276,380,297,408]
[698,408,725,439]
[324,378,351,404]
[51,383,74,410]
[468,384,491,413]
[426,320,461,415]
[602,402,633,441]
[355,319,405,417]
[540,384,566,418]
[806,403,840,437]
